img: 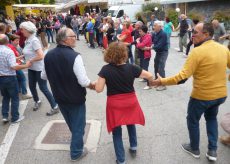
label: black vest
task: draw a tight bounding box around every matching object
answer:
[44,44,86,104]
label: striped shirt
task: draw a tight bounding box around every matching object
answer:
[0,45,17,76]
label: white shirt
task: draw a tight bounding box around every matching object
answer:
[41,55,90,87]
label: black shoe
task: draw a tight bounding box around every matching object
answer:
[71,147,88,161]
[46,108,59,116]
[33,101,41,111]
[178,50,183,52]
[181,143,200,158]
[129,148,137,158]
[206,150,217,161]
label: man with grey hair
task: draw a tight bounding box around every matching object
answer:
[212,19,226,44]
[0,34,31,123]
[71,15,80,40]
[151,20,168,91]
[132,21,143,66]
[41,27,95,161]
[151,22,230,162]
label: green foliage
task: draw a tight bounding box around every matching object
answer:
[213,10,230,22]
[142,2,161,12]
[165,8,179,27]
[136,2,162,24]
[187,12,204,21]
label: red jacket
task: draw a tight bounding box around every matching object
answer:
[136,33,152,59]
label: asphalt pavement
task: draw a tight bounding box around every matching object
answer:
[0,36,230,164]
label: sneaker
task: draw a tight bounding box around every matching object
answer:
[219,135,230,145]
[178,50,183,52]
[183,54,188,58]
[156,86,167,91]
[206,150,217,161]
[71,147,88,161]
[129,148,137,158]
[11,116,25,124]
[138,78,145,82]
[2,118,9,123]
[181,143,200,158]
[143,86,152,90]
[21,94,32,100]
[46,107,59,116]
[33,100,41,111]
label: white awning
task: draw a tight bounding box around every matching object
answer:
[63,0,107,10]
[12,4,58,8]
[88,0,108,3]
[160,0,208,4]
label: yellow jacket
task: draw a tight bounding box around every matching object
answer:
[161,40,230,100]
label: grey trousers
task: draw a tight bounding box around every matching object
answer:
[179,34,187,51]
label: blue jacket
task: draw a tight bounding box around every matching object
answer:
[152,29,168,52]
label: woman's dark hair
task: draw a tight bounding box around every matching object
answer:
[140,25,148,33]
[165,17,170,23]
[193,19,199,25]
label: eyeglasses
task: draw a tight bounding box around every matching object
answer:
[192,30,208,35]
[67,35,77,39]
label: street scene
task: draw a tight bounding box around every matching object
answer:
[0,0,230,164]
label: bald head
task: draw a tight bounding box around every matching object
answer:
[0,34,8,45]
[193,22,214,45]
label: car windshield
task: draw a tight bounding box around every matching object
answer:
[107,10,117,17]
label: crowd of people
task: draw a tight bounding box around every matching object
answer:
[0,10,230,164]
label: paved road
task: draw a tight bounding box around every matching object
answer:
[0,37,230,164]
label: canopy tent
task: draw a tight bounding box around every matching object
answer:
[160,0,208,4]
[63,0,108,9]
[59,0,108,11]
[12,4,58,8]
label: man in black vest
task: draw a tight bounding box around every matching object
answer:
[175,14,189,52]
[41,27,95,161]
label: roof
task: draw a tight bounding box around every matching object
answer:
[160,0,208,4]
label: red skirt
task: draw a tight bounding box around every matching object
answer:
[106,92,145,133]
[103,35,108,49]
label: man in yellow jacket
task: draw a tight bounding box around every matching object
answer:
[151,22,230,162]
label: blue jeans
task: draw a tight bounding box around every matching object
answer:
[187,97,226,151]
[46,29,54,43]
[140,57,150,85]
[127,45,134,64]
[154,51,168,78]
[0,76,19,121]
[16,70,27,95]
[28,70,57,108]
[112,125,137,163]
[89,32,95,48]
[73,26,79,39]
[58,103,86,159]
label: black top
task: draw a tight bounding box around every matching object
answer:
[44,44,86,104]
[98,63,142,96]
[180,19,188,37]
[107,27,115,42]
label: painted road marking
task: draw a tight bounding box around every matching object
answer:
[0,100,28,164]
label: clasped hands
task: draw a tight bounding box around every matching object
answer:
[148,73,163,87]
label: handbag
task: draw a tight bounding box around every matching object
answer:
[220,112,230,134]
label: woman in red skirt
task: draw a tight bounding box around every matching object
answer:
[95,42,153,164]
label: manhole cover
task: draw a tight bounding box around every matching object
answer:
[34,120,101,152]
[41,122,90,144]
